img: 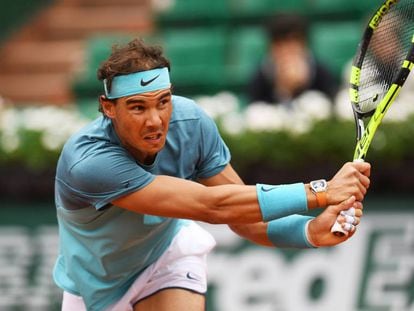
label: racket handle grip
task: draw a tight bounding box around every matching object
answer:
[331,219,347,237]
[331,158,364,236]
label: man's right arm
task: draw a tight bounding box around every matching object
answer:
[113,175,263,224]
[112,161,370,225]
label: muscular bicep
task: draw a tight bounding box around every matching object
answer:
[113,176,211,221]
[112,175,262,224]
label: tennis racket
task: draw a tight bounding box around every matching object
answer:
[331,0,414,236]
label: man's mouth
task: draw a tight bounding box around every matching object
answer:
[144,132,162,142]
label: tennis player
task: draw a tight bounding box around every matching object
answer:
[53,38,371,311]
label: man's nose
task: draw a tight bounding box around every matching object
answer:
[145,109,162,127]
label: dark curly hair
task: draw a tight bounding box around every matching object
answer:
[266,13,309,43]
[97,38,171,93]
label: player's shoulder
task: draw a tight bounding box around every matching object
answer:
[63,117,109,149]
[171,95,207,123]
[59,117,122,169]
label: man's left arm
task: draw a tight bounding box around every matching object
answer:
[198,164,362,248]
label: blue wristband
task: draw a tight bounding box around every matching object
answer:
[256,183,308,222]
[267,215,316,248]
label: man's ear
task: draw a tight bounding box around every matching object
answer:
[99,95,115,118]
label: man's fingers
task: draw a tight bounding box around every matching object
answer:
[354,208,363,217]
[345,161,371,199]
[340,206,356,216]
[337,214,359,226]
[342,223,356,233]
[355,183,367,201]
[351,161,371,177]
[344,214,359,225]
[354,201,363,210]
[359,174,371,190]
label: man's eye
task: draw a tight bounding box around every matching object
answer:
[132,106,144,111]
[160,100,169,106]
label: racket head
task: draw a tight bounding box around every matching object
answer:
[349,0,414,160]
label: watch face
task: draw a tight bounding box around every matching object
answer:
[311,179,327,192]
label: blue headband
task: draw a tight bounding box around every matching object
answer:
[104,67,171,99]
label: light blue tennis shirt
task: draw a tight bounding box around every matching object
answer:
[53,95,231,311]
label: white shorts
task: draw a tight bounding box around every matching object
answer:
[61,221,216,311]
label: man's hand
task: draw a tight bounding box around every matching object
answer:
[307,196,362,247]
[326,162,371,205]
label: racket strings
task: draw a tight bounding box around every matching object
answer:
[357,0,414,113]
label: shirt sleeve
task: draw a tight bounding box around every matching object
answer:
[59,145,154,210]
[194,109,231,179]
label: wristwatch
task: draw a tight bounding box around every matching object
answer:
[310,179,328,207]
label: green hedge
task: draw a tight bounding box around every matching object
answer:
[2,101,414,197]
[2,109,414,173]
[222,117,414,171]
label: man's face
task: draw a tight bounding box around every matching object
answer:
[101,88,173,164]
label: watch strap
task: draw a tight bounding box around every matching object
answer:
[314,191,327,207]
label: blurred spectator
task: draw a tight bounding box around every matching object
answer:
[247,13,339,105]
